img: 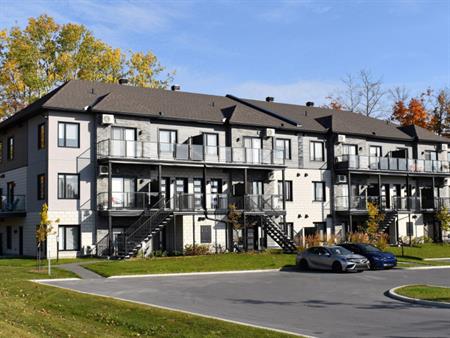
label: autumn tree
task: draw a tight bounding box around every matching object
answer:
[36,203,59,270]
[0,14,174,118]
[422,88,450,135]
[392,98,429,128]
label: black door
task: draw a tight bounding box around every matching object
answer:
[19,227,23,256]
[0,234,3,255]
[7,182,14,208]
[383,184,390,209]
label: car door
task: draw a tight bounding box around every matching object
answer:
[316,247,332,270]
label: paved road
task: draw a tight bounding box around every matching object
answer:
[41,268,450,338]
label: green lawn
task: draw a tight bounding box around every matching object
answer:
[0,258,294,337]
[386,243,450,259]
[85,253,296,277]
[396,285,450,302]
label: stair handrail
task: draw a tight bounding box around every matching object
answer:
[92,233,110,256]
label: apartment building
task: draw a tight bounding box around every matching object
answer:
[0,80,448,258]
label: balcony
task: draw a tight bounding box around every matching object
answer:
[97,139,285,166]
[0,195,26,216]
[335,195,447,212]
[335,155,450,174]
[97,192,283,214]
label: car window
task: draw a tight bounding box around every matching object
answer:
[360,244,380,253]
[329,247,352,255]
[307,247,318,255]
[317,247,328,256]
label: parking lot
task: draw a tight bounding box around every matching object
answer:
[41,268,450,338]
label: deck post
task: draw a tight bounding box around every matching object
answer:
[108,162,113,256]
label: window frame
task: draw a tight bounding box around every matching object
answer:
[200,225,212,244]
[38,123,46,150]
[37,174,46,201]
[313,181,326,202]
[275,138,292,160]
[425,150,438,161]
[58,225,81,251]
[58,122,80,148]
[310,141,324,162]
[342,144,358,156]
[204,132,219,156]
[7,136,14,161]
[369,145,382,158]
[278,180,293,201]
[57,173,80,200]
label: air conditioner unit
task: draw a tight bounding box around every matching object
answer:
[337,134,346,143]
[336,175,347,183]
[101,114,115,125]
[98,165,109,176]
[264,128,276,137]
[440,143,448,152]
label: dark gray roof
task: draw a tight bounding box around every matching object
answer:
[1,79,448,143]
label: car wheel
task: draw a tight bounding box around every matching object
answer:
[298,259,309,271]
[332,261,343,273]
[369,260,377,270]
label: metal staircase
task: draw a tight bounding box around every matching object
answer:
[261,215,297,253]
[379,210,397,233]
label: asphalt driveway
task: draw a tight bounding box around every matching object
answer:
[40,268,450,338]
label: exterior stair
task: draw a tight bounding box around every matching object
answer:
[379,210,397,233]
[261,215,297,253]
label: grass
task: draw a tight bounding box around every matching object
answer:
[396,285,450,303]
[0,258,294,337]
[85,252,296,277]
[386,243,450,259]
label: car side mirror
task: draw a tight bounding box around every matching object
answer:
[325,252,331,256]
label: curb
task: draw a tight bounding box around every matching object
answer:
[31,278,81,283]
[398,265,450,270]
[424,257,450,261]
[387,285,450,308]
[107,269,281,279]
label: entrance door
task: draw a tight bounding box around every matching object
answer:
[160,177,171,206]
[111,178,136,209]
[7,182,14,209]
[244,137,262,164]
[175,178,188,209]
[193,178,204,210]
[19,227,23,255]
[421,187,434,209]
[249,181,264,209]
[210,179,223,209]
[383,184,390,209]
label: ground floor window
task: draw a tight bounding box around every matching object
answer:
[200,225,212,243]
[58,225,80,251]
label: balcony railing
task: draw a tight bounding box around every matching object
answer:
[336,155,450,174]
[97,139,285,166]
[335,196,384,211]
[97,192,283,212]
[0,195,26,213]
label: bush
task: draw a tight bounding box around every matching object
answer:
[150,250,168,258]
[347,232,370,243]
[184,244,211,256]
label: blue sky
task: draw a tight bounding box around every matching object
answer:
[1,0,449,105]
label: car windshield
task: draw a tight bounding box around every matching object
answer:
[360,244,381,253]
[328,247,352,256]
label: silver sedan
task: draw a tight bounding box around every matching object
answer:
[296,246,370,273]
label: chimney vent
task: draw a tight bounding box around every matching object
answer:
[118,78,128,85]
[306,101,314,107]
[171,84,181,91]
[266,96,274,102]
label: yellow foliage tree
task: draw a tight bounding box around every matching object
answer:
[36,203,59,269]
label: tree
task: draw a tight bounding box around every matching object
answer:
[366,201,385,241]
[392,98,429,128]
[0,14,174,118]
[423,88,450,136]
[227,203,242,242]
[325,70,386,117]
[436,207,450,232]
[36,203,59,271]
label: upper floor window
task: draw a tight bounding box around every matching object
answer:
[310,141,324,161]
[204,133,218,155]
[278,180,293,201]
[159,129,177,153]
[58,173,79,199]
[369,146,382,158]
[342,144,357,156]
[37,174,46,200]
[58,122,79,148]
[313,182,325,201]
[38,123,46,149]
[425,150,437,161]
[7,137,14,160]
[275,139,292,160]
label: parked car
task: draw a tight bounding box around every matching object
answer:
[339,243,397,270]
[296,246,370,273]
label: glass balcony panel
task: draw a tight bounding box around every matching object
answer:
[175,143,189,160]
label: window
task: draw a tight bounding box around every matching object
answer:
[159,129,177,153]
[342,144,357,155]
[0,141,2,163]
[6,226,12,250]
[111,177,135,208]
[111,127,136,157]
[58,225,80,251]
[38,123,46,149]
[58,122,79,148]
[204,133,218,155]
[448,152,450,162]
[37,174,46,200]
[278,180,293,201]
[313,182,325,201]
[425,150,437,161]
[369,146,382,158]
[210,179,223,209]
[406,222,414,237]
[7,137,14,160]
[310,141,324,161]
[200,225,212,243]
[58,174,79,199]
[275,139,292,160]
